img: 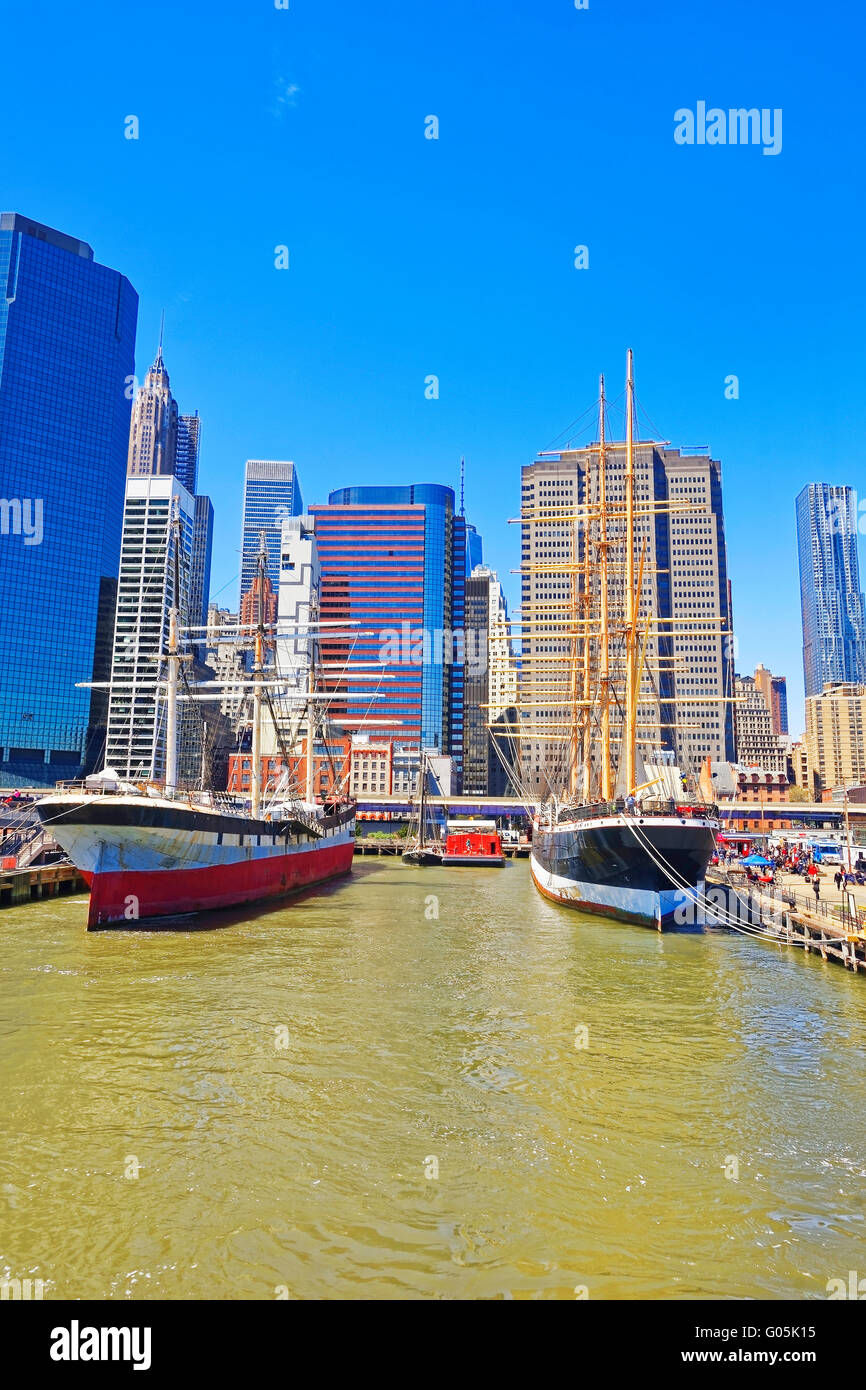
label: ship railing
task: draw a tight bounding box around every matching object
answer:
[555,798,719,825]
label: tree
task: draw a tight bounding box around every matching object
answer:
[788,786,812,803]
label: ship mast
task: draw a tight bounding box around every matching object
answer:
[597,375,613,801]
[579,417,593,801]
[418,751,427,849]
[305,658,315,804]
[568,466,584,799]
[250,533,267,819]
[623,348,638,797]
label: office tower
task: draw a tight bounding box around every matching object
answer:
[805,682,866,792]
[256,516,320,762]
[0,213,138,787]
[463,565,518,794]
[189,494,214,657]
[465,522,483,575]
[275,515,319,693]
[520,444,735,797]
[239,569,277,629]
[105,477,198,782]
[753,663,788,736]
[176,412,201,494]
[310,484,480,790]
[733,673,787,771]
[239,460,304,605]
[127,337,178,478]
[796,484,866,698]
[205,606,247,722]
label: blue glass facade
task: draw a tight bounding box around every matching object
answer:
[0,214,138,786]
[240,460,303,603]
[314,484,481,790]
[175,412,200,495]
[190,494,214,656]
[796,483,866,697]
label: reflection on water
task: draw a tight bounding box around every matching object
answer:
[1,859,864,1300]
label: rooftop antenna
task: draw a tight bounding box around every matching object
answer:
[459,456,465,516]
[157,308,165,362]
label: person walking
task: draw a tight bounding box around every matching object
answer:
[835,870,843,891]
[812,878,821,907]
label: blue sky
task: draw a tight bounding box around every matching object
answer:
[2,0,863,731]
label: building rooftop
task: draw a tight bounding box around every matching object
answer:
[0,212,93,261]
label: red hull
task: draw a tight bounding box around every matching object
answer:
[441,855,506,867]
[83,840,355,928]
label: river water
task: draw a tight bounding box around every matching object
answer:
[1,859,864,1301]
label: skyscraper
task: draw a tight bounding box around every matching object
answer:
[0,212,138,787]
[176,412,201,494]
[796,483,866,698]
[753,663,788,736]
[463,566,518,794]
[189,494,214,655]
[127,356,212,663]
[805,682,866,793]
[520,443,735,796]
[310,484,480,788]
[105,476,197,782]
[126,337,178,478]
[733,673,786,771]
[239,460,304,604]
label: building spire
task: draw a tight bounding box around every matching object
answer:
[459,456,465,516]
[155,309,165,366]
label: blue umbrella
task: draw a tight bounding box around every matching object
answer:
[742,853,772,866]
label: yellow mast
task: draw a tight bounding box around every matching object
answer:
[597,375,613,800]
[579,415,594,801]
[568,469,583,798]
[624,348,637,797]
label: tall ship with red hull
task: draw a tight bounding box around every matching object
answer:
[36,791,355,929]
[36,532,355,929]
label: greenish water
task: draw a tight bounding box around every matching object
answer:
[1,859,864,1301]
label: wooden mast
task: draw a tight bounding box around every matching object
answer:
[579,407,594,801]
[597,375,613,800]
[568,470,583,798]
[624,348,637,797]
[250,533,267,819]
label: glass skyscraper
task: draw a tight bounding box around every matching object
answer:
[796,483,866,697]
[239,460,303,604]
[176,412,201,495]
[0,213,138,787]
[190,494,215,657]
[311,484,481,789]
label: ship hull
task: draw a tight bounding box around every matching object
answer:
[440,854,506,867]
[36,795,355,929]
[531,813,716,929]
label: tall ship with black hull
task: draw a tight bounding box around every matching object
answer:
[36,537,355,929]
[499,351,721,929]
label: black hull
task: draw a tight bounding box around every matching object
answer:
[531,813,717,927]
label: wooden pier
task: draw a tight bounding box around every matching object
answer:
[354,838,404,856]
[705,872,866,975]
[0,862,87,910]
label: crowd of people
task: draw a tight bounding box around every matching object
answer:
[712,840,866,904]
